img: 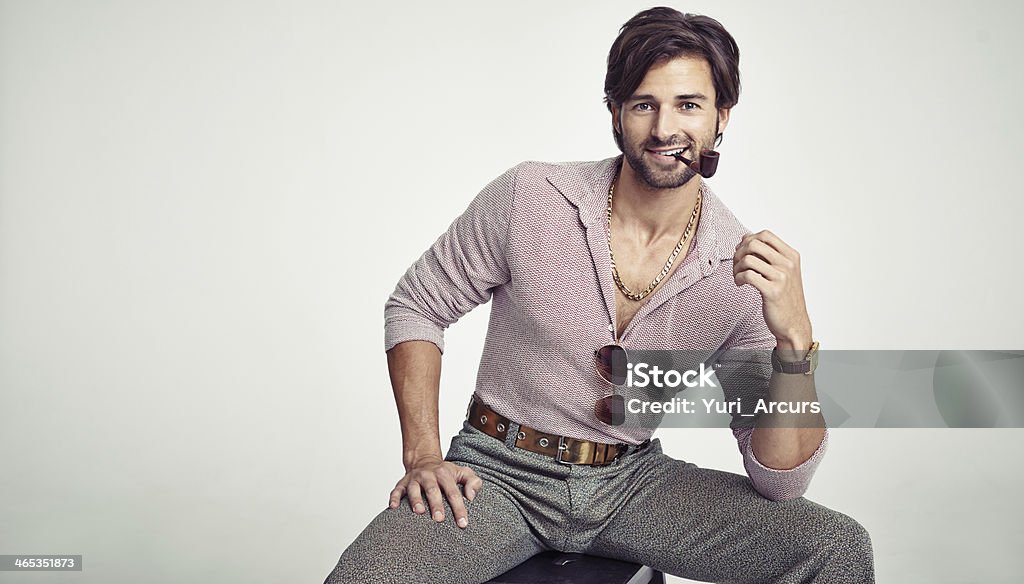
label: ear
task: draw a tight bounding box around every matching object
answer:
[610,104,622,136]
[717,107,731,134]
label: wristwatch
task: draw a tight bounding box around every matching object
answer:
[771,340,820,375]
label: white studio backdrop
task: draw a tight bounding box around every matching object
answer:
[0,1,1021,583]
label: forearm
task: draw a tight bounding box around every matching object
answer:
[387,340,444,469]
[750,337,825,469]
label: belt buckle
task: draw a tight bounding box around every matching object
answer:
[555,436,623,466]
[555,436,583,465]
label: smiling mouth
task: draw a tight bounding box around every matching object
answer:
[648,147,689,159]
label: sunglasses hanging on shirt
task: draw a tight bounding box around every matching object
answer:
[594,343,629,425]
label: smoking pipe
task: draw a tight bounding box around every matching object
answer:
[672,149,719,178]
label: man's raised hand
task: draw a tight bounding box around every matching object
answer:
[733,229,813,350]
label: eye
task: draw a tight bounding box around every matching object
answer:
[633,103,654,111]
[681,102,700,111]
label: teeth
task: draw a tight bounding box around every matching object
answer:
[657,148,686,156]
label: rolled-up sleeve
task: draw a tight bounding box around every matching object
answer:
[383,164,519,354]
[732,425,829,501]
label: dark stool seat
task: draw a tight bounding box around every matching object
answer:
[484,551,665,584]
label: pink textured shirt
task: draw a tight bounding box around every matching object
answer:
[384,155,828,501]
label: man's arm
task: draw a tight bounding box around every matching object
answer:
[380,164,520,526]
[735,354,829,502]
[388,340,444,469]
[386,340,482,529]
[719,340,828,501]
[729,229,828,501]
[751,338,826,470]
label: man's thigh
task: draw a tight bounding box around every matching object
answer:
[323,477,546,584]
[586,452,874,583]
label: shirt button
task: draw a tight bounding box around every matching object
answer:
[608,324,614,332]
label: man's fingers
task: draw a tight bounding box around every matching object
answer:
[463,473,483,501]
[736,266,782,300]
[757,229,797,259]
[407,481,426,514]
[734,253,782,282]
[423,481,447,522]
[743,238,785,265]
[393,463,483,527]
[440,479,471,528]
[740,230,798,262]
[455,466,483,499]
[389,483,406,509]
[735,268,769,293]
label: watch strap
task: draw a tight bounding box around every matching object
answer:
[771,341,820,375]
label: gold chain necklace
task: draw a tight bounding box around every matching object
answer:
[607,174,703,301]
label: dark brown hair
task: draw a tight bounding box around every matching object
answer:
[604,7,741,151]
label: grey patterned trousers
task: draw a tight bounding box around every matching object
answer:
[324,421,874,583]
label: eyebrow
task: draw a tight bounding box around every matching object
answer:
[628,93,709,102]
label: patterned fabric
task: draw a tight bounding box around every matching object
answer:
[384,155,827,500]
[323,422,874,583]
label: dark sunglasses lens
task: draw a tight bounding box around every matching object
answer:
[595,394,626,426]
[595,345,628,385]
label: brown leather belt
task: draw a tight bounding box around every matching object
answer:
[466,396,650,466]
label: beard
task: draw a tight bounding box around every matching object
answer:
[621,128,717,189]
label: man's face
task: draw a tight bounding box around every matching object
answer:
[612,55,730,189]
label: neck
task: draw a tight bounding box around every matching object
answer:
[612,157,702,246]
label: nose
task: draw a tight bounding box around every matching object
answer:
[651,109,677,144]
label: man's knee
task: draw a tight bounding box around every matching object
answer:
[837,512,873,560]
[323,508,411,582]
[815,508,874,574]
[323,484,538,584]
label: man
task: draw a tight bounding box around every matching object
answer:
[325,7,874,583]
